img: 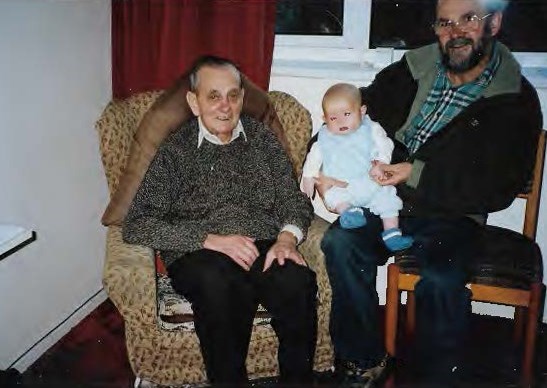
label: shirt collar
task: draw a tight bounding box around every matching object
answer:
[197,117,247,148]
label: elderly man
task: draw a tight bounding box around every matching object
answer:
[123,55,317,386]
[317,0,542,385]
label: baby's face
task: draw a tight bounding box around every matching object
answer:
[323,98,365,135]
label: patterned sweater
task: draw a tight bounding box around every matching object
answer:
[122,115,313,267]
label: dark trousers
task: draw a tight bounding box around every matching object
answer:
[321,210,479,380]
[167,240,318,385]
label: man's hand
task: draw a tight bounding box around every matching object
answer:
[315,173,348,198]
[263,231,306,272]
[372,162,412,186]
[301,176,316,198]
[203,234,259,271]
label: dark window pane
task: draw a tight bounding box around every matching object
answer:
[498,0,547,52]
[370,0,547,52]
[371,0,438,49]
[275,0,344,36]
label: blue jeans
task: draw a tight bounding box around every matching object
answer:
[321,210,480,378]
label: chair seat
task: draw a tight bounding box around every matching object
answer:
[395,225,543,290]
[156,272,273,331]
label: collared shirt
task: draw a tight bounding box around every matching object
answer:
[197,117,247,147]
[196,116,304,243]
[404,43,501,154]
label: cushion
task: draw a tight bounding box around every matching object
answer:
[396,225,543,290]
[154,248,272,331]
[472,225,543,288]
[101,74,289,226]
[156,272,273,332]
[156,273,196,331]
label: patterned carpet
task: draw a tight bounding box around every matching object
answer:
[2,299,546,387]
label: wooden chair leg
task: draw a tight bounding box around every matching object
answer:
[405,291,416,338]
[521,283,542,387]
[513,306,526,345]
[385,263,401,357]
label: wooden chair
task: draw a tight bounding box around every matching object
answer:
[385,130,546,387]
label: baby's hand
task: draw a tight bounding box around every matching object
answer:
[301,177,316,198]
[369,160,386,182]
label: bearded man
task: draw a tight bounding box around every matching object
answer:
[316,0,543,385]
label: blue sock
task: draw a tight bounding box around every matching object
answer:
[382,227,413,252]
[339,207,367,229]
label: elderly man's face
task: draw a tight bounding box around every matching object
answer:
[436,0,498,73]
[187,65,244,143]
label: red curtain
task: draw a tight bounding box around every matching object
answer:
[112,0,277,99]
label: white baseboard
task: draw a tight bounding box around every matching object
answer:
[9,289,107,372]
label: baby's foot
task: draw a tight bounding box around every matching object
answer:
[340,207,367,229]
[382,228,413,251]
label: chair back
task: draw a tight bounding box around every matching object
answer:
[96,91,162,195]
[520,130,546,240]
[268,91,313,178]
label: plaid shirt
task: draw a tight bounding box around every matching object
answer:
[404,44,501,154]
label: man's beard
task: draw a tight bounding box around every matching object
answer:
[440,34,493,74]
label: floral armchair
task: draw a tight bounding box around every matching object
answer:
[96,90,334,386]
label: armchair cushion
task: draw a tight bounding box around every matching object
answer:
[156,272,272,332]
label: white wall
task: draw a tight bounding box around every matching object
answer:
[0,0,111,370]
[270,58,547,322]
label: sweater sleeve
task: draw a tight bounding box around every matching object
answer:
[260,129,314,239]
[122,143,209,253]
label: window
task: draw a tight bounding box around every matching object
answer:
[370,0,437,49]
[370,0,547,52]
[274,0,547,67]
[274,0,370,56]
[498,0,547,52]
[275,0,344,36]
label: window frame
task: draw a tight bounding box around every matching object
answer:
[273,0,547,69]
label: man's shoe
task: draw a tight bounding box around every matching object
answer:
[334,354,394,387]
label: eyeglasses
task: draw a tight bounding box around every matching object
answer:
[432,13,492,34]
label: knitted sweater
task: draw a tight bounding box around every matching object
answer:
[122,115,313,267]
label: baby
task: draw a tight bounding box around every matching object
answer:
[301,83,413,251]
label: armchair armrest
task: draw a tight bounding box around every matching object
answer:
[102,226,157,325]
[299,216,332,305]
